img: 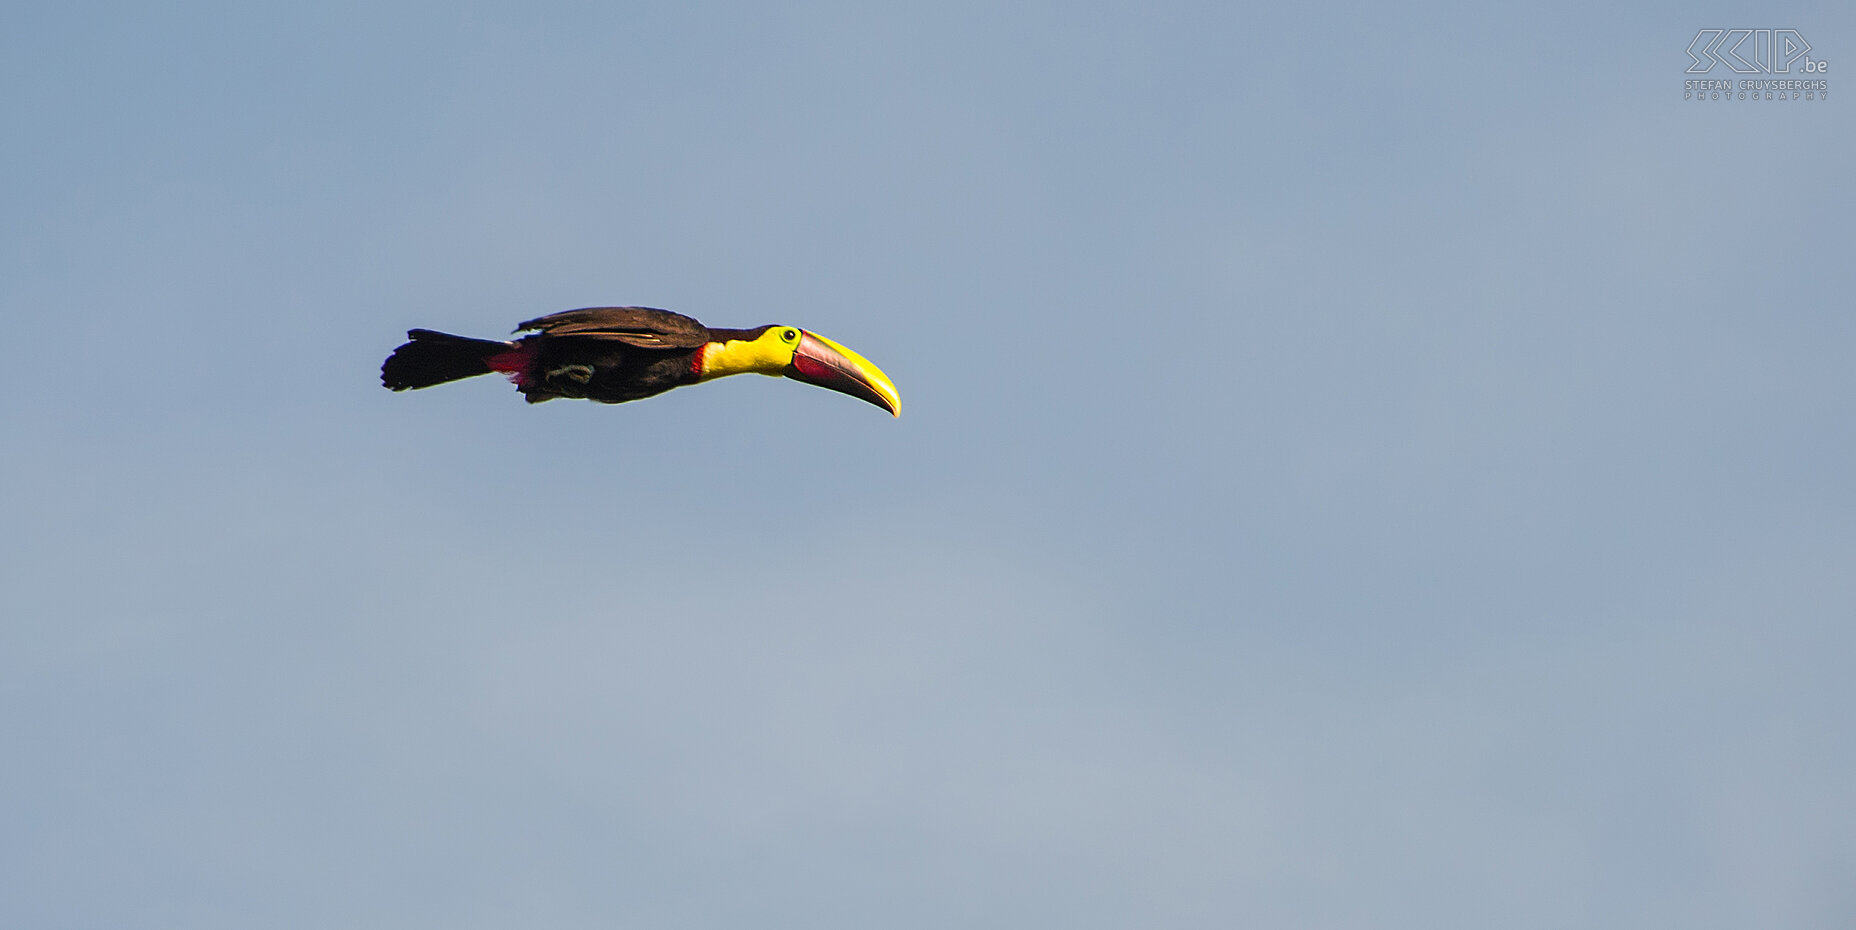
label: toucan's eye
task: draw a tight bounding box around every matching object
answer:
[783,329,798,342]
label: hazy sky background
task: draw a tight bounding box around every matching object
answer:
[4,2,1852,927]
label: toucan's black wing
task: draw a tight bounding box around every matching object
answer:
[515,307,712,349]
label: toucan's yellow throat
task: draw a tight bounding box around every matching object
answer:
[695,325,901,416]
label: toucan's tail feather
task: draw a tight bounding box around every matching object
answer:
[381,329,514,391]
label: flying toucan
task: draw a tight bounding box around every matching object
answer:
[381,307,900,416]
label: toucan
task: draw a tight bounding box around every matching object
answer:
[381,307,900,416]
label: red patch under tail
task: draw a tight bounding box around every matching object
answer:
[485,346,536,389]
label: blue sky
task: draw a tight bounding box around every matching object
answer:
[4,2,1853,927]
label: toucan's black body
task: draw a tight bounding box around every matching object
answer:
[522,336,707,404]
[381,306,901,415]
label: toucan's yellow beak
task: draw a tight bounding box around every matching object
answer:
[785,331,901,416]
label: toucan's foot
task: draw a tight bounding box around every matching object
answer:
[547,363,594,383]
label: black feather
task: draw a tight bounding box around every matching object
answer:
[380,329,512,391]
